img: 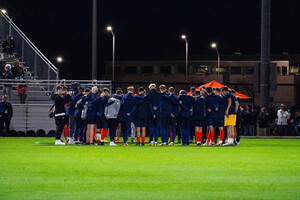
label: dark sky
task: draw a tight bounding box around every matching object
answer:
[2,0,300,80]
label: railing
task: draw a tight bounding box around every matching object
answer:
[0,79,112,104]
[0,12,58,81]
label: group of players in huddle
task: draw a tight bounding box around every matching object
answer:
[51,83,240,147]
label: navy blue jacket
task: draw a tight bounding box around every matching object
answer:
[4,70,13,87]
[74,95,87,120]
[179,94,195,118]
[66,92,83,116]
[204,94,218,119]
[97,96,114,118]
[135,94,148,120]
[86,93,100,116]
[160,92,172,118]
[193,97,205,121]
[143,89,164,116]
[217,94,227,118]
[0,101,13,119]
[169,93,180,118]
[118,93,137,122]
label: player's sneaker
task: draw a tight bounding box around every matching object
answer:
[55,140,65,145]
[159,143,167,146]
[222,142,231,146]
[141,143,145,146]
[123,142,128,146]
[150,141,154,146]
[154,142,158,146]
[115,138,120,143]
[109,142,117,146]
[216,141,223,146]
[203,143,209,146]
[168,142,174,146]
[98,142,105,146]
[131,138,135,143]
[136,143,141,146]
[75,140,80,144]
[195,142,201,146]
[68,138,75,144]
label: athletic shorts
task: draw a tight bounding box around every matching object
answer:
[97,116,108,129]
[86,114,97,125]
[206,117,215,127]
[224,114,237,126]
[194,120,204,127]
[135,118,147,127]
[216,119,224,127]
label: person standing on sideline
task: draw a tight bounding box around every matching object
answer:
[257,107,269,136]
[193,90,205,146]
[168,87,179,146]
[0,95,13,135]
[178,90,195,146]
[134,87,148,146]
[243,105,255,136]
[51,86,71,145]
[277,104,290,136]
[2,64,13,102]
[118,86,137,146]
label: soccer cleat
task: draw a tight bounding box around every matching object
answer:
[98,142,105,146]
[149,142,154,146]
[75,140,80,144]
[216,141,223,146]
[195,142,201,146]
[141,143,145,146]
[123,142,128,146]
[168,142,174,146]
[136,143,141,146]
[203,143,209,146]
[159,143,167,146]
[222,142,231,146]
[154,142,158,146]
[131,138,135,143]
[115,138,120,143]
[55,140,65,145]
[109,142,117,146]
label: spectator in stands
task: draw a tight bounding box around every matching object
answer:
[12,59,24,79]
[17,79,27,104]
[2,35,16,57]
[242,105,255,136]
[0,95,13,135]
[257,107,269,136]
[2,64,13,101]
[277,104,290,136]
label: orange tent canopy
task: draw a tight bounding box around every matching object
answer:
[187,80,252,99]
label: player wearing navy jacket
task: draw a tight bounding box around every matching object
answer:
[134,87,148,146]
[85,86,100,144]
[118,86,137,146]
[193,90,205,146]
[159,85,172,146]
[168,87,179,146]
[178,90,195,146]
[216,88,227,145]
[143,83,164,146]
[203,87,219,146]
[96,88,116,145]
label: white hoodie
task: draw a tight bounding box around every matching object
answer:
[277,109,290,125]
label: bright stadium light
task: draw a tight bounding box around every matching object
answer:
[211,43,217,48]
[1,9,7,14]
[57,57,63,63]
[106,26,112,31]
[181,34,186,39]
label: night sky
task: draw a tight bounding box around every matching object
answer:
[2,0,300,80]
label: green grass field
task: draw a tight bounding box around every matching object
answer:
[0,138,300,200]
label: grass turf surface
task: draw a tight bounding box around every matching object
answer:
[0,138,300,200]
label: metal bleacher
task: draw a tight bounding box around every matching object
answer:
[0,11,111,135]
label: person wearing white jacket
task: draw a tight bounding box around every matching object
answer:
[277,104,290,136]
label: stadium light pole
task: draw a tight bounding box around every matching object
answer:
[92,0,97,80]
[181,34,188,83]
[56,56,63,79]
[106,26,115,88]
[1,9,12,35]
[211,42,220,81]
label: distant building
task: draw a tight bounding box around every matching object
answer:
[104,54,300,108]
